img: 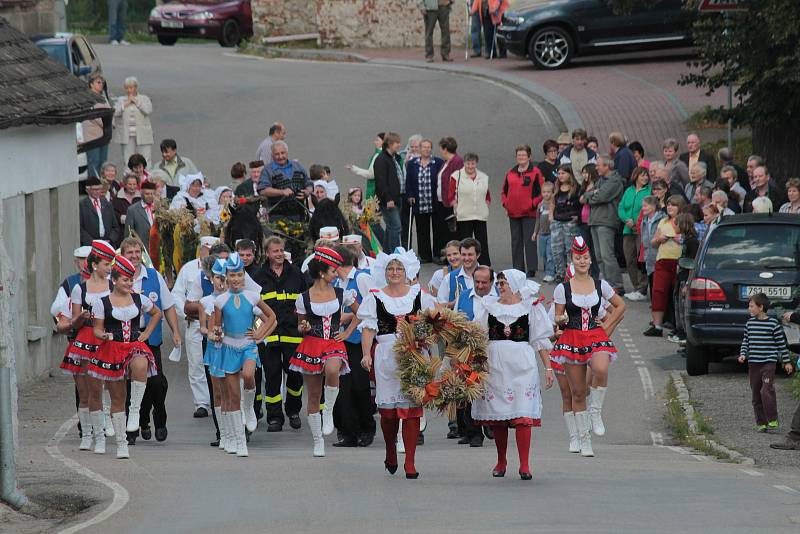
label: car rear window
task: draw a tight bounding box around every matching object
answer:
[702,224,800,270]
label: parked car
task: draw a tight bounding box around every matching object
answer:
[148,0,253,47]
[32,33,102,80]
[496,0,693,69]
[680,214,800,376]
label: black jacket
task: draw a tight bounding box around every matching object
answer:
[743,186,788,213]
[373,149,401,207]
[679,150,717,185]
[252,260,307,340]
[79,196,121,246]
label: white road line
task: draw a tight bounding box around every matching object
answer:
[634,360,644,366]
[691,454,709,462]
[773,485,800,495]
[638,367,655,399]
[666,445,690,454]
[738,468,764,477]
[45,415,130,534]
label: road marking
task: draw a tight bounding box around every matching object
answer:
[666,445,690,454]
[691,454,709,462]
[634,360,644,366]
[650,432,664,446]
[638,367,655,399]
[46,415,130,534]
[773,485,800,495]
[738,468,764,477]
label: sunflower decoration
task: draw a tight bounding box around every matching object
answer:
[395,307,489,419]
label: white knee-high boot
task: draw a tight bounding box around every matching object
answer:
[223,412,237,454]
[589,386,607,436]
[103,387,114,437]
[563,411,580,453]
[127,380,147,432]
[112,412,129,459]
[91,410,106,454]
[322,386,339,436]
[231,410,248,457]
[575,411,594,457]
[242,388,257,432]
[78,408,93,451]
[308,412,325,457]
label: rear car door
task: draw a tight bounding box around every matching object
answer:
[570,0,636,46]
[622,0,691,42]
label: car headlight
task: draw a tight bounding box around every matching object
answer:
[188,11,215,20]
[502,14,526,26]
[149,8,159,18]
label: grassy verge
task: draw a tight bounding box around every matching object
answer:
[664,375,732,461]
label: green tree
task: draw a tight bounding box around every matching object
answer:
[611,0,800,181]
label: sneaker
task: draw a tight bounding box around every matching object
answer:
[766,421,780,433]
[110,40,119,45]
[625,291,647,302]
[542,275,555,283]
[119,40,131,46]
[666,333,684,344]
[643,325,663,337]
[757,424,767,433]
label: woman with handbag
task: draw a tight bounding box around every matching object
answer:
[449,152,491,265]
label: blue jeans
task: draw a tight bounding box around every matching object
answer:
[108,0,127,42]
[383,205,401,253]
[538,234,554,278]
[86,144,108,177]
[470,14,483,55]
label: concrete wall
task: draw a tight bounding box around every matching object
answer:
[0,0,60,34]
[252,0,467,49]
[0,124,79,387]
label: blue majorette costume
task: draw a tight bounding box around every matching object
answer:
[202,258,226,378]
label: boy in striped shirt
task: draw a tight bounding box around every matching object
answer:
[738,293,794,433]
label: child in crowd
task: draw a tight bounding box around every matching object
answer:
[637,195,664,298]
[532,182,555,282]
[310,164,340,203]
[738,293,793,433]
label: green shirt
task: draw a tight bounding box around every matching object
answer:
[617,184,651,235]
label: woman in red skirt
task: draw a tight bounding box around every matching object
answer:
[61,240,114,452]
[91,255,161,459]
[289,247,360,458]
[551,237,625,457]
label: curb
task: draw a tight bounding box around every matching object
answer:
[244,44,370,63]
[670,370,755,465]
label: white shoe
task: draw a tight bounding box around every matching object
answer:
[119,40,131,46]
[308,413,325,457]
[242,388,257,432]
[625,291,647,302]
[576,411,594,457]
[231,410,248,457]
[112,413,129,459]
[564,411,580,453]
[322,386,339,436]
[78,408,93,451]
[589,386,607,436]
[127,380,146,432]
[91,411,106,454]
[110,40,119,45]
[223,413,237,454]
[543,275,555,283]
[420,412,427,432]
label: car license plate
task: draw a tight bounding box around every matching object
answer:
[162,20,184,29]
[740,285,791,300]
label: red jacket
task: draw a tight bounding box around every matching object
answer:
[501,164,543,218]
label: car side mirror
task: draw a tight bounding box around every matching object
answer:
[78,65,92,77]
[678,257,695,271]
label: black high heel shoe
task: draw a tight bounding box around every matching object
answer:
[519,471,532,481]
[384,461,398,475]
[405,472,419,479]
[492,469,506,478]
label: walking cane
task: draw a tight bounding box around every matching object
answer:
[407,203,415,252]
[465,0,470,61]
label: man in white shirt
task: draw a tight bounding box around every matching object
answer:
[256,122,286,165]
[437,238,481,308]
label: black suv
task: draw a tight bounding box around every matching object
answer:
[680,214,800,376]
[496,0,693,69]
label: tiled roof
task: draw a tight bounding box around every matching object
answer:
[0,17,110,129]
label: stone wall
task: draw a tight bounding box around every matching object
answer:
[0,0,61,34]
[252,0,467,49]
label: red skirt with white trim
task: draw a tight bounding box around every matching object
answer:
[473,417,541,428]
[87,340,158,381]
[550,327,617,366]
[69,326,103,359]
[378,407,424,420]
[289,336,350,375]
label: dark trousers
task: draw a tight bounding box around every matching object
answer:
[424,5,451,59]
[135,344,168,429]
[414,212,434,262]
[789,401,800,442]
[458,219,491,266]
[578,223,600,278]
[202,339,219,439]
[509,216,537,273]
[432,200,454,260]
[258,342,303,424]
[334,341,376,438]
[749,362,778,425]
[457,403,482,441]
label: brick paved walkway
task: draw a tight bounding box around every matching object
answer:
[348,46,727,156]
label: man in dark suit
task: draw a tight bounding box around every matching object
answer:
[80,176,121,246]
[124,180,157,243]
[234,160,264,197]
[680,133,717,184]
[373,132,403,252]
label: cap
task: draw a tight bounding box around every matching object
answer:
[342,234,362,245]
[91,240,116,262]
[73,246,92,259]
[571,236,589,255]
[314,247,344,268]
[557,132,571,145]
[113,255,136,278]
[225,252,244,272]
[211,258,227,276]
[318,226,340,240]
[200,236,220,249]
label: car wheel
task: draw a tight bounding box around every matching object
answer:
[157,35,178,46]
[218,19,242,47]
[528,26,573,70]
[685,341,708,376]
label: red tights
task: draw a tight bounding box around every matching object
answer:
[380,416,399,468]
[491,425,531,475]
[401,417,420,476]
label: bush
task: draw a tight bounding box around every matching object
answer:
[67,0,157,31]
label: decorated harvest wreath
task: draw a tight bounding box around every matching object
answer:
[395,307,489,419]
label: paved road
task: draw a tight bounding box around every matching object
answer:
[44,44,800,533]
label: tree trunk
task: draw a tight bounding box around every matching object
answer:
[752,122,800,185]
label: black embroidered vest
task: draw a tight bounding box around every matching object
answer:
[302,287,343,340]
[376,291,422,336]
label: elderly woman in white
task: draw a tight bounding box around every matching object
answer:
[113,77,153,166]
[170,173,217,221]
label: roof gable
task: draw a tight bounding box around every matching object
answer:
[0,17,110,130]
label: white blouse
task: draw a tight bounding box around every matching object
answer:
[70,283,111,318]
[480,296,553,352]
[214,290,264,316]
[92,295,153,321]
[553,279,615,309]
[200,294,217,316]
[357,286,437,332]
[295,290,356,317]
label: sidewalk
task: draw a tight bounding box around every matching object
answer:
[346,46,728,154]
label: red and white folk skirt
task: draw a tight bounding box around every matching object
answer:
[550,326,617,366]
[60,326,102,375]
[289,335,350,376]
[88,340,158,381]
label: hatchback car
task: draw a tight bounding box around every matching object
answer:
[33,33,102,80]
[496,0,693,69]
[148,0,253,47]
[680,214,800,375]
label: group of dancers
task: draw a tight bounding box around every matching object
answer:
[53,233,624,480]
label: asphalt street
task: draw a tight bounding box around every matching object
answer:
[38,44,800,533]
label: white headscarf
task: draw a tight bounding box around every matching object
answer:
[372,247,421,288]
[501,269,541,301]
